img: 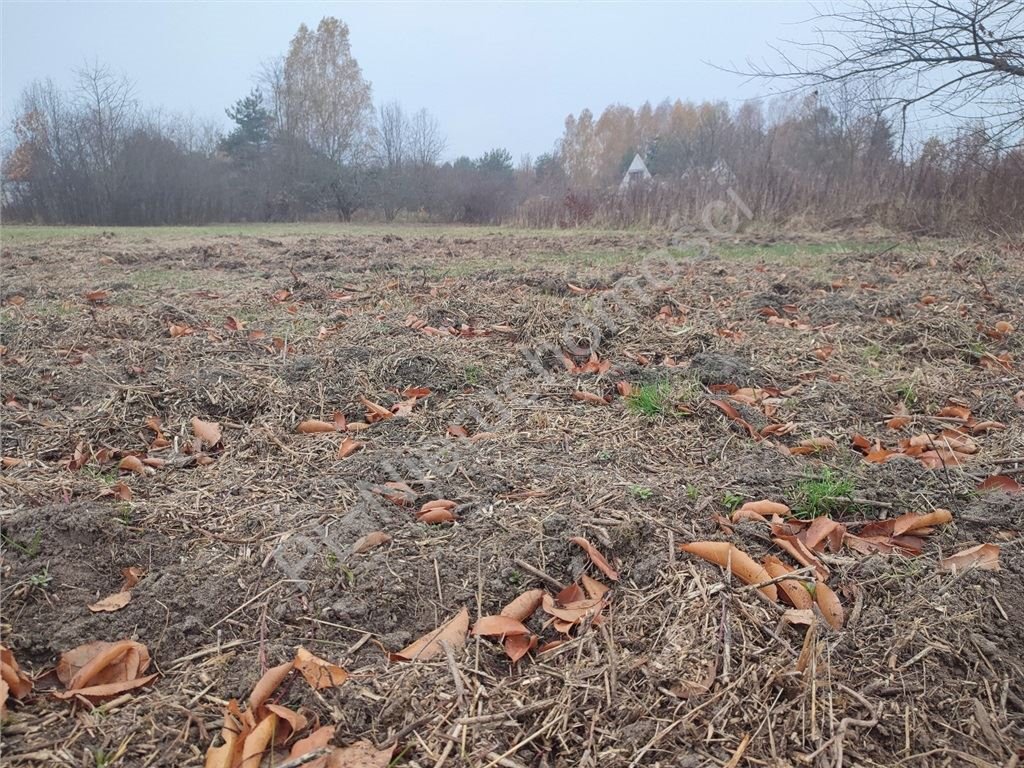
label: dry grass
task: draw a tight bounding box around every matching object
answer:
[1,229,1022,766]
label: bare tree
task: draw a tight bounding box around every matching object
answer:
[742,0,1024,144]
[374,101,407,169]
[408,108,446,166]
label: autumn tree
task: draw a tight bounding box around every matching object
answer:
[275,17,375,219]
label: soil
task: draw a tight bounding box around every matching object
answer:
[1,228,1022,766]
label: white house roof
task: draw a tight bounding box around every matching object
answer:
[619,154,652,190]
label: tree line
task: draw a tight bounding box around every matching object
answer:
[2,13,1022,232]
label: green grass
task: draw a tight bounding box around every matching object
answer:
[629,485,654,500]
[626,382,672,417]
[722,492,744,512]
[0,222,638,245]
[1,529,42,558]
[896,381,918,406]
[792,468,855,519]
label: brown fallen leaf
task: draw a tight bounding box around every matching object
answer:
[168,323,193,337]
[390,607,469,662]
[739,500,790,517]
[329,740,394,768]
[192,417,222,447]
[709,399,760,440]
[572,390,610,406]
[580,574,609,600]
[289,724,334,761]
[568,536,619,581]
[121,566,144,589]
[680,541,778,602]
[472,615,531,637]
[540,592,605,625]
[54,640,156,701]
[117,455,147,475]
[298,419,340,433]
[417,508,456,524]
[813,581,844,629]
[264,703,307,744]
[351,531,392,555]
[248,660,293,714]
[762,556,813,609]
[360,396,393,422]
[294,646,348,690]
[500,589,544,622]
[378,481,415,506]
[939,543,1001,573]
[977,475,1022,494]
[892,508,953,536]
[774,534,830,580]
[224,316,245,331]
[108,481,132,501]
[1,645,32,718]
[503,633,538,664]
[84,289,110,303]
[338,437,365,459]
[88,590,132,613]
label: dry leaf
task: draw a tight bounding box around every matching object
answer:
[351,531,391,555]
[109,481,132,501]
[338,437,365,459]
[1,645,32,719]
[572,390,610,406]
[977,475,1022,494]
[774,534,830,580]
[892,508,953,536]
[264,704,308,747]
[739,500,790,517]
[298,420,339,433]
[294,646,348,690]
[709,399,760,440]
[814,581,844,629]
[118,455,147,475]
[939,543,1001,573]
[500,589,544,622]
[503,634,538,663]
[569,536,619,581]
[471,615,531,637]
[359,396,393,422]
[248,661,293,714]
[328,740,394,768]
[290,725,335,760]
[54,640,155,700]
[192,417,222,447]
[762,556,812,609]
[580,575,609,600]
[391,607,469,662]
[417,508,456,524]
[680,542,778,602]
[88,590,132,613]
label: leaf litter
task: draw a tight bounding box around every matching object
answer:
[3,231,1023,766]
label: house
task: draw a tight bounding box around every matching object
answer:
[619,153,652,191]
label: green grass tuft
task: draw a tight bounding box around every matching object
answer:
[792,468,855,519]
[626,382,671,417]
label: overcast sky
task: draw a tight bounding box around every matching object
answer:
[1,1,816,159]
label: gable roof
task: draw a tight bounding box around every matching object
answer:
[619,154,652,190]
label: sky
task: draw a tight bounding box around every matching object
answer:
[1,1,817,160]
